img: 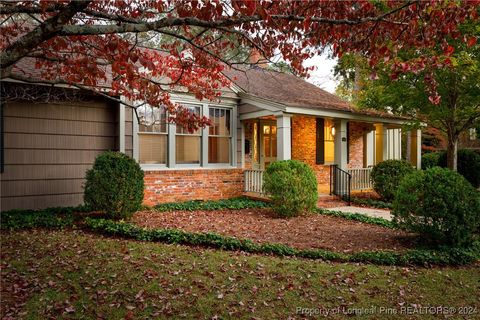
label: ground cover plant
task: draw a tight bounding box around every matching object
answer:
[1,230,479,319]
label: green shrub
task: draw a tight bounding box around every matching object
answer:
[421,152,441,169]
[438,149,480,188]
[393,167,480,247]
[84,151,144,220]
[371,160,415,201]
[263,160,318,217]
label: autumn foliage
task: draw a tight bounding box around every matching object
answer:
[1,1,478,128]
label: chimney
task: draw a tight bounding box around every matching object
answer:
[249,48,269,68]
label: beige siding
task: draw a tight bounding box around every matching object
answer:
[1,99,118,210]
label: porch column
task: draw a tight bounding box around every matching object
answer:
[408,129,422,169]
[334,119,348,170]
[374,123,388,164]
[276,114,292,160]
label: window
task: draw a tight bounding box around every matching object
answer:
[136,101,235,168]
[469,128,478,141]
[176,104,201,164]
[208,107,232,163]
[316,118,335,164]
[138,105,167,164]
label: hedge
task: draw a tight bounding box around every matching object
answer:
[154,197,270,212]
[84,218,480,266]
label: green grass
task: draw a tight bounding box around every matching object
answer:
[2,230,479,319]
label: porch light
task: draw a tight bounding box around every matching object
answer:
[331,126,336,137]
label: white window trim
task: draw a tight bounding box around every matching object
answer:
[133,99,238,171]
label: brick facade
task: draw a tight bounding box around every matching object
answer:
[142,117,369,205]
[348,121,369,169]
[291,116,367,185]
[291,116,330,184]
[143,169,244,205]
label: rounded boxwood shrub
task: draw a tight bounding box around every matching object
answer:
[393,167,480,247]
[263,160,318,217]
[421,152,441,169]
[370,160,415,201]
[84,151,144,220]
[438,149,480,188]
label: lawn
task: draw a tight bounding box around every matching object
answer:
[2,229,479,319]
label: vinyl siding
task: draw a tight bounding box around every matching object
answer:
[1,99,118,210]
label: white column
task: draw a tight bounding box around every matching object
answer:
[334,119,348,170]
[276,114,292,161]
[408,129,422,169]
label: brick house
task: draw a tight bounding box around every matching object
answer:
[1,64,421,210]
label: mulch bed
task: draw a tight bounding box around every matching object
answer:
[132,209,416,253]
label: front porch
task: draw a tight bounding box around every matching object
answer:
[240,111,421,202]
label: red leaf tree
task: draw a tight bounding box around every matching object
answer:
[1,0,477,128]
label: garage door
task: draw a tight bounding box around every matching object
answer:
[1,98,118,211]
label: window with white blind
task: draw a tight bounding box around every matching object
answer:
[138,105,167,164]
[208,107,232,164]
[176,104,201,164]
[135,101,236,168]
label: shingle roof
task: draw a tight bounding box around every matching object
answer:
[7,53,402,120]
[224,66,403,119]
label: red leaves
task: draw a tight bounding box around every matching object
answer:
[467,36,477,47]
[444,45,455,56]
[2,0,478,126]
[428,94,441,105]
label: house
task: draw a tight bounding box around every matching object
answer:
[0,61,421,211]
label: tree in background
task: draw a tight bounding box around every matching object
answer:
[334,18,480,170]
[1,1,478,131]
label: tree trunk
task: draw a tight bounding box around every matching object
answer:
[446,135,458,171]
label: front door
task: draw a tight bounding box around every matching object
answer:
[260,123,277,169]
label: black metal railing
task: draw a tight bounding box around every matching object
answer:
[330,165,351,205]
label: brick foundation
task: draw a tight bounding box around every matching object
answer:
[143,169,244,205]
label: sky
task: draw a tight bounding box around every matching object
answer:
[303,53,338,94]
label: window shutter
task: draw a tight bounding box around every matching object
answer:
[346,122,350,164]
[316,118,325,164]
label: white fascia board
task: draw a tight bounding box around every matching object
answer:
[170,92,239,106]
[238,93,287,112]
[285,106,407,125]
[239,110,278,120]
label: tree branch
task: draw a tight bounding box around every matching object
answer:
[0,0,92,70]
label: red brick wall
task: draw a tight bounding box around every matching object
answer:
[348,122,368,169]
[143,169,244,205]
[291,116,368,184]
[291,116,331,185]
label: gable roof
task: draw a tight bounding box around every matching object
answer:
[223,66,403,119]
